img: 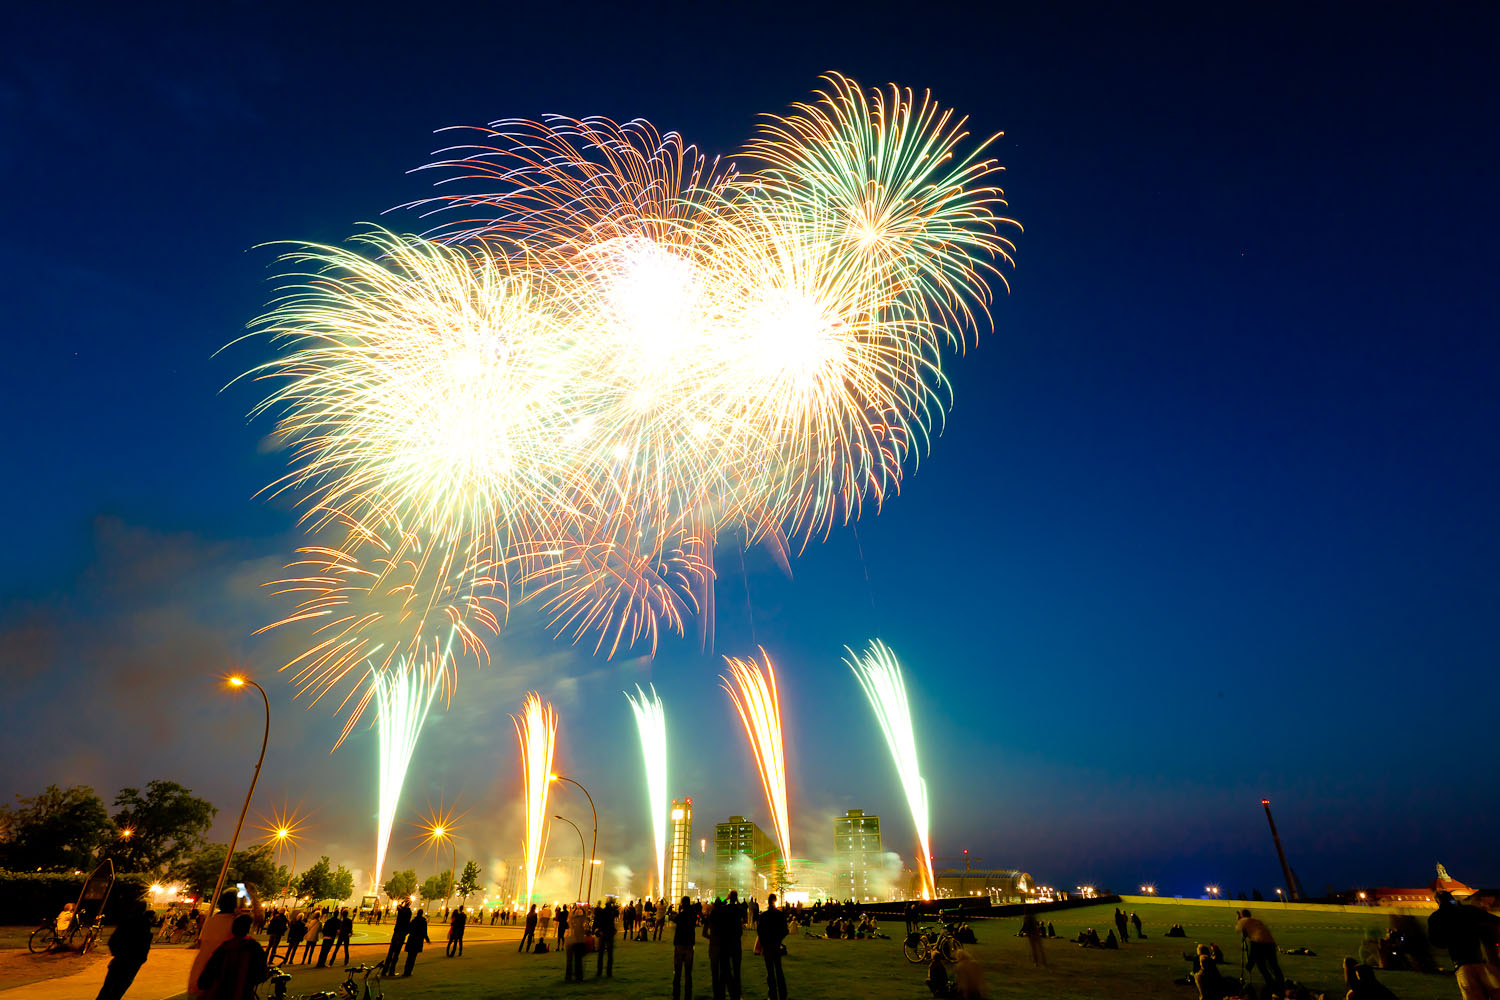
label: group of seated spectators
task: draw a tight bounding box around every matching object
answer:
[819,913,885,939]
[1074,926,1121,949]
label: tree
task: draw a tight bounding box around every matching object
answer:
[110,781,217,874]
[383,869,417,902]
[175,842,280,898]
[456,860,482,902]
[0,785,113,872]
[295,856,354,904]
[419,872,451,903]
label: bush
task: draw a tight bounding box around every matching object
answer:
[0,870,150,925]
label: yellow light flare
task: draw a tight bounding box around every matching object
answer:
[721,650,792,869]
[512,693,557,904]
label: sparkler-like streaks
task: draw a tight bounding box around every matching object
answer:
[243,74,1018,733]
[512,692,557,904]
[845,639,935,900]
[624,685,669,897]
[370,660,440,895]
[721,650,792,869]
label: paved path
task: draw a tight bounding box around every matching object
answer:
[1,923,523,999]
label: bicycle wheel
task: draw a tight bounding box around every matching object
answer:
[28,926,58,954]
[901,935,927,964]
[938,934,959,962]
[80,925,101,954]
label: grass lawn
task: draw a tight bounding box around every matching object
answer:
[233,901,1454,1000]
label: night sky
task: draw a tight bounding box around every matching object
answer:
[2,2,1495,899]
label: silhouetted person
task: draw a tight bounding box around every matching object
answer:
[927,951,952,996]
[401,910,430,976]
[188,890,241,1000]
[332,908,352,965]
[710,889,745,1000]
[1343,957,1400,1000]
[594,899,617,977]
[556,902,569,949]
[197,914,267,1000]
[1428,890,1500,999]
[265,910,287,964]
[1114,908,1129,944]
[672,896,698,1000]
[1236,909,1284,991]
[446,907,466,957]
[95,900,153,1000]
[757,893,790,1000]
[1021,908,1046,967]
[1131,911,1143,939]
[519,904,537,952]
[382,902,410,976]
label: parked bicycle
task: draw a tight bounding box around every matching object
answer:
[901,917,962,964]
[260,963,383,1000]
[28,910,102,955]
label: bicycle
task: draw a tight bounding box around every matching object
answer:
[901,919,961,964]
[28,914,102,955]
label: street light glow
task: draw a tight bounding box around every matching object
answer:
[228,676,245,687]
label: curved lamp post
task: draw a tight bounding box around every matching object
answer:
[202,675,269,942]
[553,814,586,903]
[549,774,597,902]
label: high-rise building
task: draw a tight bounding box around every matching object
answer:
[667,797,693,902]
[833,808,882,902]
[713,815,778,898]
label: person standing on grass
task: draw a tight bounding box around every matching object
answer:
[519,903,537,952]
[595,897,618,977]
[1131,911,1143,939]
[332,908,353,966]
[1428,889,1500,1000]
[1114,907,1129,944]
[1235,909,1284,992]
[382,901,410,976]
[94,899,153,1000]
[757,893,790,1000]
[446,906,467,957]
[196,914,267,1000]
[401,909,430,977]
[710,889,746,1000]
[1021,907,1046,967]
[556,900,569,949]
[540,903,552,939]
[672,896,698,1000]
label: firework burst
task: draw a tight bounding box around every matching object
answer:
[845,639,935,899]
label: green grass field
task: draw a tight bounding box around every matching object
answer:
[0,900,1460,998]
[222,901,1454,1000]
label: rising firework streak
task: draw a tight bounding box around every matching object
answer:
[371,659,440,894]
[512,692,557,904]
[722,650,792,870]
[624,685,669,901]
[845,639,935,899]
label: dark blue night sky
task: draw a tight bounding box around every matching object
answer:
[1,2,1495,898]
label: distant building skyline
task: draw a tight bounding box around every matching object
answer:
[668,797,692,903]
[834,808,882,902]
[713,814,778,898]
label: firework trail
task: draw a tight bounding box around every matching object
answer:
[512,692,557,904]
[369,659,441,895]
[845,639,935,899]
[624,685,669,897]
[242,74,1018,730]
[721,650,792,868]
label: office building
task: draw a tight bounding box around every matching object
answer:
[667,797,692,902]
[833,809,883,902]
[713,815,778,898]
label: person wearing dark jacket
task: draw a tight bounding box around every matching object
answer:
[382,902,411,977]
[1428,890,1500,999]
[265,910,288,964]
[756,894,790,1000]
[285,914,306,965]
[446,907,467,957]
[95,900,154,1000]
[402,910,431,977]
[595,899,618,977]
[332,908,353,966]
[709,889,746,1000]
[672,897,698,1000]
[197,915,267,1000]
[1114,908,1129,945]
[315,909,338,967]
[520,904,538,952]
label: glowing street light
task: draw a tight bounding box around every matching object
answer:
[1206,885,1221,898]
[549,774,598,902]
[418,804,463,913]
[203,674,270,943]
[1140,884,1156,895]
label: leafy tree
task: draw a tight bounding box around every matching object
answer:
[383,869,417,901]
[110,781,217,874]
[419,872,452,902]
[456,860,482,902]
[329,863,354,903]
[175,842,280,898]
[0,785,113,872]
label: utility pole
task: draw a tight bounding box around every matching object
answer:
[1261,798,1301,900]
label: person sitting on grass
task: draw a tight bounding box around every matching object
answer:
[952,948,987,1000]
[1343,958,1399,1000]
[1103,929,1119,950]
[926,952,953,997]
[1190,943,1230,1000]
[1167,923,1188,938]
[1075,927,1102,948]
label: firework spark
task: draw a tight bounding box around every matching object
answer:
[624,684,669,897]
[721,650,792,868]
[371,660,441,894]
[243,75,1017,731]
[845,639,935,899]
[512,692,557,904]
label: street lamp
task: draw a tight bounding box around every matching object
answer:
[549,774,597,902]
[553,815,586,902]
[422,820,459,914]
[203,675,270,943]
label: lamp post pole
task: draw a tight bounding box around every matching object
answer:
[202,676,269,944]
[553,815,586,903]
[550,775,597,902]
